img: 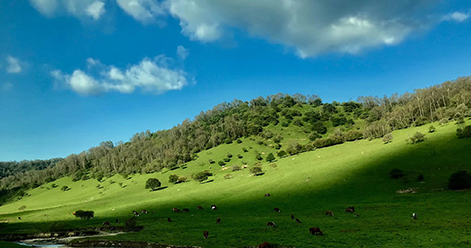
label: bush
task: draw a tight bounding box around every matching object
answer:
[269,163,278,168]
[448,171,471,190]
[208,159,215,164]
[74,210,94,220]
[417,173,424,182]
[428,125,436,133]
[292,118,303,127]
[178,176,187,183]
[125,217,137,230]
[227,152,233,158]
[236,139,242,144]
[345,130,363,141]
[224,174,233,180]
[308,132,321,141]
[457,125,471,138]
[280,121,289,127]
[218,161,226,166]
[237,154,243,158]
[250,166,263,175]
[255,154,263,160]
[232,165,241,171]
[242,147,248,152]
[145,178,161,190]
[225,138,233,144]
[407,132,425,144]
[194,171,211,182]
[274,143,281,150]
[382,133,393,144]
[273,134,283,143]
[311,121,327,134]
[223,158,231,162]
[61,186,69,191]
[389,169,405,179]
[266,153,275,162]
[277,150,287,158]
[169,174,179,184]
[439,118,449,125]
[18,205,26,211]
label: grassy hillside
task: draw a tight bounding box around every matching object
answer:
[1,120,470,247]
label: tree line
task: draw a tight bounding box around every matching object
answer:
[1,76,470,190]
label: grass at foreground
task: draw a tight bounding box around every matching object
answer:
[1,121,471,247]
[0,241,26,248]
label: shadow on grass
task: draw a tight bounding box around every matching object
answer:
[151,186,168,191]
[201,180,214,184]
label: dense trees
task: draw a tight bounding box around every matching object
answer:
[1,76,471,190]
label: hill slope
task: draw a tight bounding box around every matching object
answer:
[1,120,470,247]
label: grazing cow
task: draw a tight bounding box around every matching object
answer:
[259,241,270,248]
[203,230,209,239]
[182,208,190,212]
[326,211,334,216]
[168,217,172,222]
[309,227,323,236]
[115,219,120,223]
[345,207,355,213]
[18,217,21,220]
[172,208,181,213]
[216,218,221,224]
[141,209,148,214]
[274,208,280,212]
[295,218,301,223]
[103,221,110,226]
[264,193,271,197]
[291,214,294,219]
[133,210,139,216]
[412,213,417,220]
[211,205,217,210]
[197,206,203,210]
[266,222,277,228]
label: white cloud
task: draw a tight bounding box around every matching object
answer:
[51,53,192,96]
[116,0,165,24]
[29,0,106,20]
[443,12,470,23]
[86,1,106,20]
[6,56,22,74]
[162,0,441,57]
[1,82,13,92]
[176,45,188,60]
[29,0,59,17]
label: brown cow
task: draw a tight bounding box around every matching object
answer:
[216,218,221,224]
[264,193,271,197]
[172,208,181,213]
[345,208,354,213]
[295,218,301,223]
[168,217,172,222]
[103,221,110,226]
[197,206,203,210]
[182,208,190,212]
[259,241,270,248]
[326,211,334,216]
[274,208,280,212]
[309,227,323,235]
[267,221,277,228]
[291,214,294,219]
[203,230,209,239]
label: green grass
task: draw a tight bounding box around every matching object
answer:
[1,121,471,247]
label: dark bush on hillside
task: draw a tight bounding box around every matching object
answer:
[303,110,321,124]
[74,210,94,220]
[125,217,137,230]
[232,165,241,171]
[218,161,225,166]
[223,158,231,162]
[428,125,436,133]
[169,174,179,184]
[311,121,327,134]
[414,116,428,126]
[145,178,161,190]
[208,159,215,164]
[257,141,264,145]
[277,150,287,158]
[178,176,187,183]
[407,132,425,144]
[342,101,362,112]
[194,171,212,182]
[227,153,232,158]
[448,171,471,190]
[280,121,289,127]
[242,147,248,152]
[255,154,263,160]
[293,118,303,127]
[313,138,335,148]
[61,186,69,191]
[261,130,274,139]
[236,139,242,144]
[345,130,363,141]
[364,120,390,140]
[286,142,302,155]
[237,154,243,158]
[417,173,424,182]
[225,138,232,144]
[250,166,263,175]
[332,116,347,127]
[382,133,393,144]
[273,134,283,143]
[389,169,405,179]
[308,131,321,141]
[457,125,471,138]
[266,153,275,162]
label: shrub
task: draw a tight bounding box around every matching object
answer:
[208,159,215,164]
[178,176,187,183]
[382,133,393,144]
[293,118,303,127]
[286,142,302,155]
[61,186,69,191]
[237,154,243,158]
[250,166,263,175]
[345,130,363,141]
[269,163,278,168]
[51,183,58,188]
[227,152,233,158]
[255,154,263,160]
[308,132,321,141]
[18,205,26,211]
[439,118,449,125]
[274,143,281,150]
[242,147,248,152]
[145,178,161,190]
[232,165,241,171]
[389,169,405,179]
[225,138,233,144]
[236,139,242,144]
[448,171,471,190]
[224,174,233,180]
[277,150,287,158]
[280,121,289,127]
[364,120,390,140]
[169,174,179,184]
[194,171,211,182]
[223,158,231,162]
[428,125,436,133]
[311,121,327,134]
[218,161,226,166]
[457,125,471,138]
[257,140,264,145]
[125,217,137,230]
[273,134,283,143]
[266,153,275,162]
[417,173,424,182]
[407,131,425,144]
[74,210,94,220]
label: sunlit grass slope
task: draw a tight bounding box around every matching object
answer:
[1,121,471,247]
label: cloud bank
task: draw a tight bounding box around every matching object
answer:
[51,53,192,96]
[29,0,106,20]
[6,56,22,74]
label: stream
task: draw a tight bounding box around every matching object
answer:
[16,231,125,248]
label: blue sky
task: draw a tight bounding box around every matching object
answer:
[1,0,470,161]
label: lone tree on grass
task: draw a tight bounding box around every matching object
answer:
[74,210,94,220]
[194,171,212,183]
[169,174,179,184]
[145,178,161,191]
[266,153,275,162]
[448,171,471,190]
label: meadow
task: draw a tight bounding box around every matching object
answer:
[1,120,471,247]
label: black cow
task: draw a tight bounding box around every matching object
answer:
[216,218,221,224]
[267,222,277,228]
[203,230,209,239]
[274,208,280,212]
[211,205,217,210]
